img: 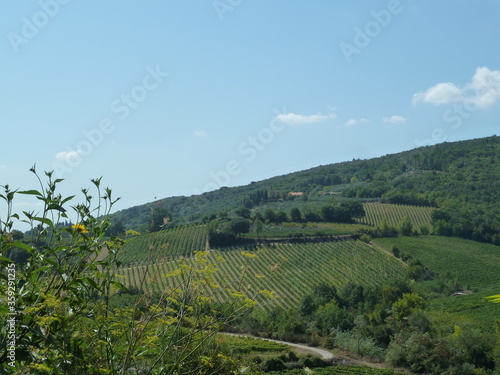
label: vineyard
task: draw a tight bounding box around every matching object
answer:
[116,240,407,310]
[374,236,500,288]
[114,224,207,266]
[360,202,434,229]
[374,236,500,331]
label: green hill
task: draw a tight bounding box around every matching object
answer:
[374,236,500,331]
[111,135,499,244]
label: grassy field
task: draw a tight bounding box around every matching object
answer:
[374,236,500,331]
[360,202,434,230]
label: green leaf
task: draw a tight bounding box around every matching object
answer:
[81,276,100,290]
[19,189,42,196]
[11,240,35,252]
[47,204,67,213]
[112,281,129,293]
[61,195,75,205]
[33,217,54,227]
[30,266,52,283]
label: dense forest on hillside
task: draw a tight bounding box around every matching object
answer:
[111,135,499,244]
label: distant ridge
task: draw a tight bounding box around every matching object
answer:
[111,135,499,244]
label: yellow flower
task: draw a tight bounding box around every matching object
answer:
[72,223,88,233]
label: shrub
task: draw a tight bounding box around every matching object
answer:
[0,169,263,374]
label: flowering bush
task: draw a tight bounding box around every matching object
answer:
[1,168,258,374]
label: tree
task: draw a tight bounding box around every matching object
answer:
[231,218,250,238]
[390,292,425,328]
[299,294,317,317]
[312,282,338,307]
[449,325,496,370]
[314,300,354,332]
[386,332,451,374]
[303,209,320,222]
[341,200,365,219]
[321,205,336,222]
[235,206,251,219]
[254,219,264,239]
[11,229,24,240]
[264,208,276,223]
[290,207,302,222]
[339,282,364,309]
[378,216,398,237]
[149,206,172,232]
[275,211,288,224]
[106,220,125,236]
[398,216,413,236]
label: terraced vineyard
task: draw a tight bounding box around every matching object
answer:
[115,224,207,266]
[117,240,407,310]
[360,202,434,229]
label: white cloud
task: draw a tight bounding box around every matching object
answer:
[383,115,408,124]
[465,67,500,109]
[412,82,463,105]
[344,118,368,127]
[412,67,500,108]
[274,112,335,126]
[55,150,82,162]
[194,129,208,137]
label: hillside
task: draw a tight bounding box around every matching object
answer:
[4,154,499,374]
[117,240,408,310]
[111,135,499,244]
[374,236,500,332]
[115,226,500,330]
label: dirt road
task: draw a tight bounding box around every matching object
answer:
[222,333,334,360]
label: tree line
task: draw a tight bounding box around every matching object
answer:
[205,200,365,246]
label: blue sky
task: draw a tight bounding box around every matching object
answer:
[1,1,499,226]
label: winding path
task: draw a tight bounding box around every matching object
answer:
[223,333,334,360]
[222,333,394,371]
